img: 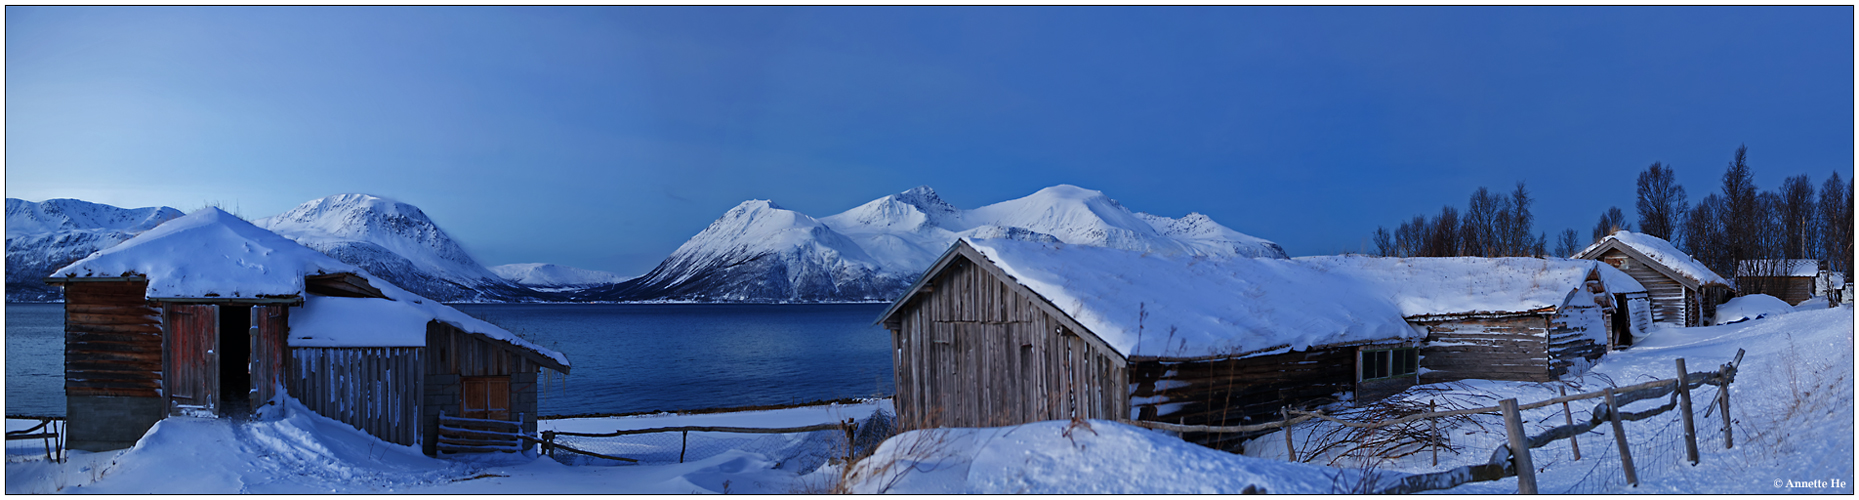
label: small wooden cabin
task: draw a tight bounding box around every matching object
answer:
[878,239,1422,451]
[46,208,568,454]
[1735,259,1822,305]
[879,239,1644,452]
[1575,231,1735,327]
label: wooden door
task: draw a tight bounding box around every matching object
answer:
[461,377,510,421]
[162,304,218,416]
[250,305,289,405]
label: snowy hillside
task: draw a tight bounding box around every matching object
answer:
[585,184,1284,303]
[5,198,183,302]
[253,194,549,303]
[490,263,629,289]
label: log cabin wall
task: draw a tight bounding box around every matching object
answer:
[1546,302,1609,378]
[888,256,1127,431]
[1417,316,1552,383]
[1127,346,1361,451]
[61,281,166,452]
[287,347,423,447]
[1598,248,1690,325]
[421,321,544,455]
[1736,276,1816,305]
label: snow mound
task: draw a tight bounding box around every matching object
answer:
[1712,294,1794,325]
[1297,255,1607,319]
[846,419,1371,494]
[966,238,1415,358]
[50,207,361,299]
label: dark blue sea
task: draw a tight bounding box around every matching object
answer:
[4,303,896,417]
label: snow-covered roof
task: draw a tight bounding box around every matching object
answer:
[49,207,568,369]
[1296,256,1606,320]
[1594,263,1647,294]
[1575,231,1731,287]
[958,239,1417,359]
[49,208,361,299]
[1735,259,1821,277]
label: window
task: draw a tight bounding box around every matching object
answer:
[1360,347,1419,381]
[462,376,511,421]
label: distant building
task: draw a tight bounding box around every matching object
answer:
[46,208,568,454]
[1735,259,1823,305]
[1574,231,1735,327]
[877,239,1638,451]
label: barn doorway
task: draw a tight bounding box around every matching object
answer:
[218,305,253,417]
[1611,294,1633,349]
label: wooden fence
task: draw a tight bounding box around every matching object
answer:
[541,420,858,465]
[436,411,531,454]
[1123,348,1746,494]
[288,347,423,446]
[5,415,65,463]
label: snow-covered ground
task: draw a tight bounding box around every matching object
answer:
[6,399,887,494]
[9,304,1849,494]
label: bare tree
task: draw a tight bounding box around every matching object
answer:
[1463,187,1499,257]
[1423,206,1461,257]
[1591,206,1631,242]
[1777,174,1817,260]
[1554,229,1580,258]
[1683,194,1726,273]
[1499,182,1535,257]
[1819,173,1854,278]
[1372,227,1394,257]
[1715,145,1761,281]
[1635,162,1688,243]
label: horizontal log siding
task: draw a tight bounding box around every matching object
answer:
[891,256,1126,430]
[1418,316,1554,383]
[1128,346,1360,450]
[288,347,423,446]
[1600,249,1691,326]
[64,282,163,398]
[422,321,544,455]
[1546,303,1607,377]
[1736,276,1816,305]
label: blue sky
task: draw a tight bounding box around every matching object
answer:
[7,6,1852,275]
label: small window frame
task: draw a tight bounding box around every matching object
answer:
[1358,346,1419,382]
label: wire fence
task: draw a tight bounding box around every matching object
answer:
[1533,385,1716,494]
[544,409,898,473]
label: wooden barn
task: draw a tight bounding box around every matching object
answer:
[45,208,568,454]
[1574,231,1736,327]
[877,238,1422,451]
[1302,256,1648,382]
[1735,259,1823,305]
[879,239,1646,452]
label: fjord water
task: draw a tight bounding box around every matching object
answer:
[3,303,895,417]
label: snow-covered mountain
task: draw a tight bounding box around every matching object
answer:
[582,184,1285,303]
[253,194,548,303]
[6,198,184,302]
[491,263,629,289]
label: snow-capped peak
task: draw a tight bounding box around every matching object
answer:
[255,194,495,281]
[491,263,629,287]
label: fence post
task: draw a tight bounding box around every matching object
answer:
[1428,400,1438,467]
[1719,375,1734,449]
[1282,406,1296,462]
[1559,387,1580,461]
[680,430,689,463]
[1499,398,1536,494]
[842,418,858,465]
[1605,389,1638,487]
[542,430,555,458]
[1675,358,1699,465]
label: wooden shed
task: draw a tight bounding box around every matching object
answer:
[1735,259,1823,305]
[45,208,568,454]
[879,239,1644,452]
[878,239,1423,451]
[1574,231,1735,327]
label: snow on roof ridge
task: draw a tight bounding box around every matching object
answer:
[1581,231,1730,286]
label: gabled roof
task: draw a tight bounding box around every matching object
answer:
[1573,231,1732,289]
[1296,256,1618,321]
[880,239,1418,360]
[47,207,569,371]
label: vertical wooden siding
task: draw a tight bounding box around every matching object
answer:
[63,282,163,398]
[288,347,423,446]
[891,257,1127,430]
[250,305,289,404]
[421,321,546,455]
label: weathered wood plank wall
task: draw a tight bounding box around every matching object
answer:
[63,282,163,399]
[890,257,1126,430]
[1736,276,1815,305]
[420,321,545,455]
[1418,316,1552,383]
[1600,249,1689,325]
[1128,346,1365,451]
[288,347,423,446]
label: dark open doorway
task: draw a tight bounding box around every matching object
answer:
[218,305,252,416]
[1611,293,1632,349]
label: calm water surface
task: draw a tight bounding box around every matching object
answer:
[4,303,895,417]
